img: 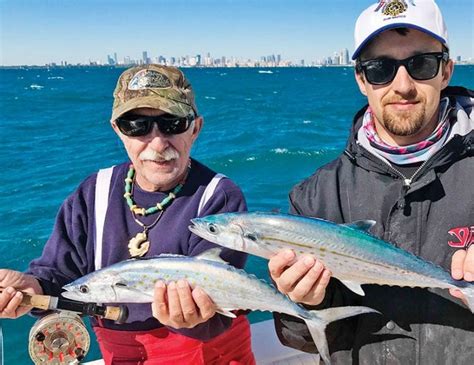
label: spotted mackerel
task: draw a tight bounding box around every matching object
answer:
[189,212,474,313]
[62,248,377,365]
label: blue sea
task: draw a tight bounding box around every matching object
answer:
[1,65,473,364]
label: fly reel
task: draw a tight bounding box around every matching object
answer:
[28,311,89,365]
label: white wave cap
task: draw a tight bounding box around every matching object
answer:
[353,0,449,59]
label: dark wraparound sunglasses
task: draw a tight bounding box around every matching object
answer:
[356,52,449,85]
[116,113,195,137]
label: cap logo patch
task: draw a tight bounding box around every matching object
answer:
[128,70,172,90]
[374,0,414,17]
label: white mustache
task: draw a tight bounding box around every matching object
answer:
[139,147,179,162]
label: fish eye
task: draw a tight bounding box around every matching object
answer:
[208,223,218,234]
[79,285,89,294]
[244,233,258,241]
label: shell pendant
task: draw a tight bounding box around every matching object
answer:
[128,231,150,258]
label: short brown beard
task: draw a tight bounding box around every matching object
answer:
[382,106,426,136]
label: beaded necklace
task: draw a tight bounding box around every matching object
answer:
[124,162,189,257]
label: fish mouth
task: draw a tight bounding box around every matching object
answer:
[60,288,79,301]
[188,219,213,240]
[188,220,202,236]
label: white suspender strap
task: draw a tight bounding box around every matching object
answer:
[94,166,114,271]
[197,173,226,216]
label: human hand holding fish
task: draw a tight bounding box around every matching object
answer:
[268,249,332,305]
[0,269,43,319]
[449,245,474,305]
[152,279,217,329]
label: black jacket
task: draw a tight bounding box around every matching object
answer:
[274,87,474,365]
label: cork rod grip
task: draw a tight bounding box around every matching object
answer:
[0,289,52,310]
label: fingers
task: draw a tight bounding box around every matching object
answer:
[152,281,168,319]
[451,249,466,280]
[291,261,326,299]
[0,287,24,319]
[463,246,474,281]
[167,282,185,326]
[152,280,212,329]
[451,246,474,281]
[192,287,216,321]
[449,288,469,307]
[269,251,332,306]
[275,255,315,294]
[176,280,199,323]
[268,250,296,280]
[450,247,474,304]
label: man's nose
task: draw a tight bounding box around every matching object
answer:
[147,124,170,151]
[390,65,416,95]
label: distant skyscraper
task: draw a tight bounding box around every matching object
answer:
[114,53,118,65]
[107,55,115,65]
[341,49,350,65]
[142,51,148,64]
[277,54,281,64]
[196,54,202,66]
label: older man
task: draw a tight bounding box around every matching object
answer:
[0,65,255,364]
[270,1,474,364]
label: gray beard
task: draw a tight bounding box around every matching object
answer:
[382,107,426,137]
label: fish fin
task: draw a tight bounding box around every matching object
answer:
[342,220,376,232]
[303,306,379,365]
[196,248,228,264]
[460,287,474,313]
[340,280,365,296]
[216,308,237,318]
[302,318,331,365]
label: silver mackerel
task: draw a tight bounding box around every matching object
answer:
[62,248,377,365]
[189,212,474,313]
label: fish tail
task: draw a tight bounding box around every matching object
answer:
[303,306,379,365]
[460,287,474,313]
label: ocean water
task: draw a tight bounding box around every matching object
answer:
[0,65,473,364]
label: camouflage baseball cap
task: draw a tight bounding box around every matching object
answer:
[111,64,198,121]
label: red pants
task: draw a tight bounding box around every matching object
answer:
[94,316,256,365]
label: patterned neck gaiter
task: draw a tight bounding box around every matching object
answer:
[362,98,451,165]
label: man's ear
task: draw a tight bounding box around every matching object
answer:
[191,116,203,142]
[111,120,120,135]
[355,70,368,96]
[111,121,126,142]
[441,59,454,90]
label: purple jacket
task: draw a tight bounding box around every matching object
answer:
[27,159,248,340]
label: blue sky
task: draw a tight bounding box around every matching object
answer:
[0,0,472,66]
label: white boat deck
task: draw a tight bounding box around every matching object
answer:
[85,319,320,364]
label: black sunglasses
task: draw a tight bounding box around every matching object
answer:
[356,52,449,85]
[115,113,195,137]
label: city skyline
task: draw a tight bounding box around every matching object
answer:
[99,48,352,68]
[1,0,473,66]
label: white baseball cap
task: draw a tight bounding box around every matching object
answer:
[353,0,449,60]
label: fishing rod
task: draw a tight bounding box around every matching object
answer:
[0,289,128,364]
